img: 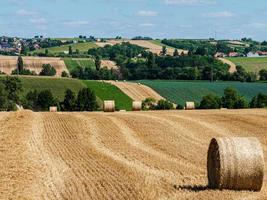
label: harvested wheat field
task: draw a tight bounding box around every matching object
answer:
[106,80,164,101]
[0,56,68,76]
[1,109,267,200]
[95,40,188,56]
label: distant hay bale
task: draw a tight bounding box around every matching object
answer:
[103,100,115,112]
[132,101,142,111]
[49,106,58,112]
[185,102,195,110]
[207,137,264,191]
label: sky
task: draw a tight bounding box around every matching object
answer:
[0,0,267,40]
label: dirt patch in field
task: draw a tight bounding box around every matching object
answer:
[106,81,164,101]
[0,56,68,76]
[101,60,119,70]
[0,109,267,199]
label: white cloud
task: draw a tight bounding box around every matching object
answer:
[137,10,158,17]
[17,9,38,17]
[164,0,216,5]
[63,20,90,27]
[139,23,155,27]
[203,11,235,18]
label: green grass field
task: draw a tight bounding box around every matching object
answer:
[227,57,267,72]
[19,77,86,100]
[151,40,175,49]
[83,81,133,111]
[64,58,95,72]
[139,80,267,105]
[32,42,97,54]
[0,76,86,101]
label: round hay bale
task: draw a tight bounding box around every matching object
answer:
[185,102,195,110]
[207,137,264,191]
[49,106,57,112]
[132,101,142,111]
[103,100,115,112]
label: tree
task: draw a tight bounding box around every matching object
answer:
[2,76,22,104]
[69,46,73,55]
[221,87,247,109]
[95,55,101,71]
[250,93,267,108]
[45,49,49,55]
[62,89,76,111]
[0,83,8,111]
[147,52,156,69]
[161,46,167,55]
[20,43,29,55]
[25,90,39,109]
[76,88,98,111]
[199,94,221,109]
[259,69,267,81]
[173,49,179,57]
[17,56,23,74]
[37,90,56,111]
[40,64,57,76]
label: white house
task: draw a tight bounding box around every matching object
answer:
[247,52,259,57]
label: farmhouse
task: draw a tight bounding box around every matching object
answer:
[228,52,239,57]
[247,52,260,57]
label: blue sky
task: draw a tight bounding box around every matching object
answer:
[0,0,267,40]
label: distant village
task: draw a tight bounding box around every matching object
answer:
[1,35,267,58]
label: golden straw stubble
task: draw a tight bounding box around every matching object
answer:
[207,137,264,191]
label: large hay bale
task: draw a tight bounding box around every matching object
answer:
[207,137,264,191]
[132,101,142,111]
[103,100,115,112]
[49,106,58,112]
[185,102,195,110]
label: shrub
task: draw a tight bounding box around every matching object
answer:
[11,69,36,75]
[61,71,69,77]
[39,64,57,76]
[156,99,174,110]
[2,76,22,104]
[142,98,157,110]
[250,93,267,108]
[259,69,267,81]
[199,94,221,109]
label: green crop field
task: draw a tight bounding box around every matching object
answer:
[64,58,95,72]
[139,80,267,105]
[83,81,133,111]
[0,76,86,101]
[32,42,97,54]
[227,57,267,72]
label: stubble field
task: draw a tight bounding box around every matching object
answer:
[0,109,267,200]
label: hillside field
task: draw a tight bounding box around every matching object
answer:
[227,57,267,72]
[1,76,86,100]
[64,58,95,72]
[139,80,267,105]
[1,109,267,199]
[32,42,97,54]
[83,80,133,111]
